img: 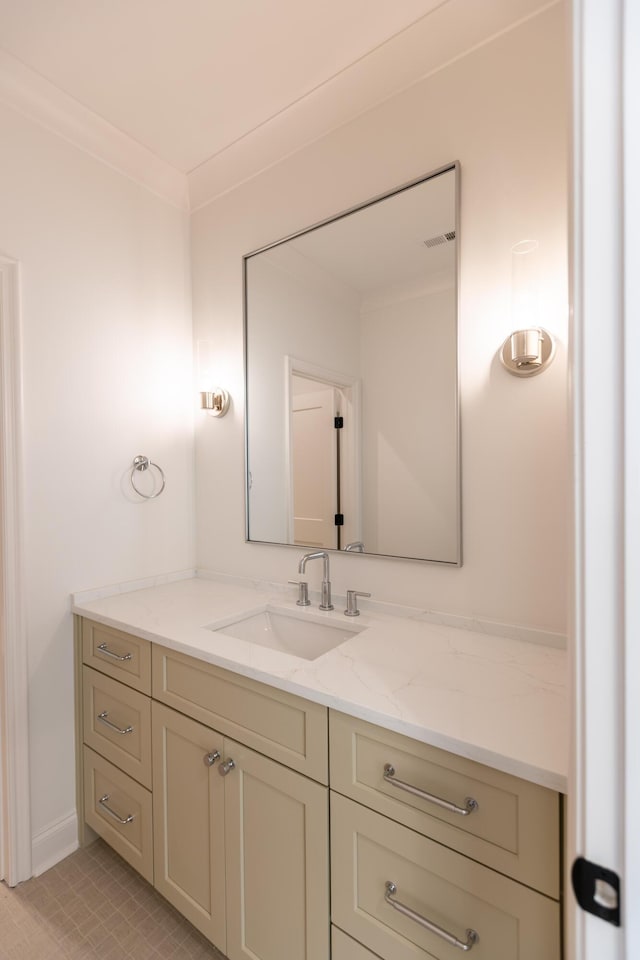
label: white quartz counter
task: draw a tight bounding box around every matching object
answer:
[72,576,569,793]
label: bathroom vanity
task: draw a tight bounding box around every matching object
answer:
[73,576,567,960]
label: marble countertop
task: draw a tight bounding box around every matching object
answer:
[72,576,569,793]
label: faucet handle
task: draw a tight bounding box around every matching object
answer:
[345,590,371,617]
[288,579,310,606]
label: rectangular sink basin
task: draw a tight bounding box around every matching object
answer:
[211,607,362,660]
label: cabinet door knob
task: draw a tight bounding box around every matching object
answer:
[203,750,220,767]
[218,758,236,777]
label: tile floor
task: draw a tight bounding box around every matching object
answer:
[0,840,226,960]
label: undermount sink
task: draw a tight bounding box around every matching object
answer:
[211,606,363,660]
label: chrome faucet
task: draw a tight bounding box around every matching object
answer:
[344,541,365,552]
[298,551,333,611]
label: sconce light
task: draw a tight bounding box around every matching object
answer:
[499,239,556,377]
[197,339,230,417]
[200,388,230,417]
[500,327,555,377]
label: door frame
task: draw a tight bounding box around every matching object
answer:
[0,255,32,885]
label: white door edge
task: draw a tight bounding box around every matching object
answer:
[0,255,32,885]
[569,0,629,956]
[622,0,640,948]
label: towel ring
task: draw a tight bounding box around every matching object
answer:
[130,455,166,499]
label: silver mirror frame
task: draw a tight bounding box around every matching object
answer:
[242,160,461,566]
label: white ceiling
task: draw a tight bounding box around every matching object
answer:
[0,0,446,172]
[0,0,553,204]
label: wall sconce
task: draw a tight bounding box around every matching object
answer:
[197,339,230,417]
[499,239,556,377]
[200,388,230,417]
[500,327,555,376]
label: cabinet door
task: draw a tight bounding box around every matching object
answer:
[223,739,329,960]
[151,702,226,952]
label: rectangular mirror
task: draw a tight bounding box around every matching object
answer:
[244,162,460,564]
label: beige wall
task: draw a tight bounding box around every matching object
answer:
[192,4,568,633]
[0,101,194,866]
[360,282,457,560]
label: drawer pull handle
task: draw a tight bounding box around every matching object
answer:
[218,758,235,777]
[385,881,479,952]
[203,750,221,767]
[97,711,133,735]
[98,794,135,825]
[97,642,132,662]
[383,764,478,816]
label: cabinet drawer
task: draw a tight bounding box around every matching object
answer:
[331,794,560,960]
[332,927,383,960]
[82,667,151,788]
[82,619,151,694]
[152,646,328,783]
[83,746,153,883]
[330,711,560,898]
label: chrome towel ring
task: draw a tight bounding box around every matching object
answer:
[130,455,166,499]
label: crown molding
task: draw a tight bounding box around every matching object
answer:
[0,0,555,215]
[188,0,557,212]
[0,49,189,211]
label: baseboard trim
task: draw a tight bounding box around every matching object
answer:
[32,811,79,877]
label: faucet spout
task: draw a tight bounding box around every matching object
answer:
[298,550,329,579]
[297,551,333,611]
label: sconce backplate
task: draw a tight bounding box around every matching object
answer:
[500,327,556,377]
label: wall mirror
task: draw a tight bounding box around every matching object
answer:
[244,162,460,564]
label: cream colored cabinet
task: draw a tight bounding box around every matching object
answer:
[224,737,329,960]
[77,617,562,960]
[152,644,329,783]
[83,666,152,788]
[152,700,330,960]
[83,746,153,883]
[77,617,331,960]
[76,620,153,879]
[82,618,151,693]
[329,712,562,960]
[331,793,560,960]
[152,702,227,949]
[329,710,560,898]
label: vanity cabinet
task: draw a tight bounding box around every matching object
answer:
[78,620,154,882]
[329,712,562,960]
[151,702,226,948]
[152,699,330,960]
[76,617,562,960]
[76,618,330,960]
